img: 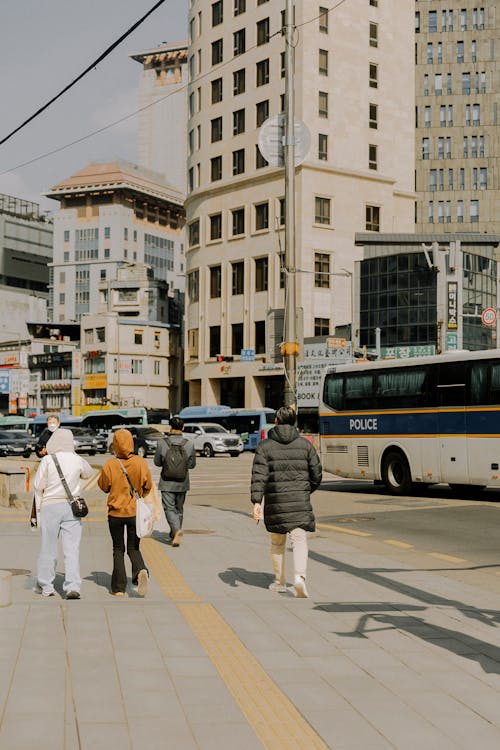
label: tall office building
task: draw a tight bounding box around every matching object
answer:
[415,3,499,232]
[131,42,188,195]
[46,161,185,323]
[185,0,415,407]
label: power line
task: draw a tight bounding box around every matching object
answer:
[0,0,353,178]
[0,0,167,147]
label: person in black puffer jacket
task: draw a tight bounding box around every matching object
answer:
[251,406,322,598]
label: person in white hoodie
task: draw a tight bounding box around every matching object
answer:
[34,429,94,599]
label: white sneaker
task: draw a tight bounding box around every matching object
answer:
[137,569,149,597]
[293,576,308,598]
[268,581,287,593]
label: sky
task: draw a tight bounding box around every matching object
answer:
[0,0,187,212]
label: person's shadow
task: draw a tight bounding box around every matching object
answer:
[219,566,275,590]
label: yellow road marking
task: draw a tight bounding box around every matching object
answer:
[428,552,467,564]
[141,538,329,750]
[384,539,413,549]
[317,522,371,537]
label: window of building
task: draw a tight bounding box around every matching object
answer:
[319,6,328,33]
[470,199,479,222]
[314,318,330,336]
[369,63,378,88]
[153,360,161,376]
[366,205,380,231]
[233,68,245,95]
[463,135,468,157]
[209,326,221,358]
[188,328,199,359]
[233,28,245,55]
[457,39,464,63]
[473,103,480,125]
[232,323,244,355]
[256,59,270,86]
[427,42,433,64]
[104,227,111,239]
[462,71,471,94]
[232,262,244,295]
[448,168,454,190]
[134,330,143,345]
[59,293,65,304]
[369,22,378,47]
[210,265,222,298]
[210,213,222,240]
[428,200,434,223]
[280,51,286,78]
[255,257,268,291]
[211,155,222,181]
[234,0,245,15]
[435,73,442,95]
[233,108,245,135]
[232,149,245,175]
[314,196,331,225]
[369,103,378,129]
[257,17,270,45]
[188,220,200,247]
[188,270,199,302]
[256,99,269,127]
[437,137,444,159]
[212,0,223,26]
[423,74,429,95]
[319,49,328,75]
[318,133,328,160]
[100,269,106,280]
[318,91,328,117]
[460,167,465,189]
[211,77,223,103]
[255,321,266,354]
[314,253,330,288]
[256,144,268,169]
[212,38,223,65]
[457,200,464,223]
[104,248,110,259]
[369,143,378,170]
[211,116,223,142]
[63,230,70,242]
[430,169,437,192]
[428,10,437,32]
[232,208,245,235]
[63,251,70,262]
[59,271,66,283]
[255,201,269,230]
[480,167,487,189]
[440,105,446,127]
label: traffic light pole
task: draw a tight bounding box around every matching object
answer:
[282,0,298,408]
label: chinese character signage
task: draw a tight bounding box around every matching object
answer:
[447,282,458,330]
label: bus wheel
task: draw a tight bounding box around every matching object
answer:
[449,483,485,498]
[382,451,412,495]
[202,443,214,458]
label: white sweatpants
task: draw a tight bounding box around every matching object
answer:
[271,528,308,585]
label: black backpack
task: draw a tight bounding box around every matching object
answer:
[161,437,189,481]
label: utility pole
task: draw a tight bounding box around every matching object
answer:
[282,0,298,408]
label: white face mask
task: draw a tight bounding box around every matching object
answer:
[48,424,58,432]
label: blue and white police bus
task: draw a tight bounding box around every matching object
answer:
[319,350,500,495]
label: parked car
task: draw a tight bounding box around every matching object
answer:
[0,430,34,458]
[70,427,107,455]
[182,422,243,457]
[107,425,165,457]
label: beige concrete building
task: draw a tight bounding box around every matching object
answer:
[185,0,415,407]
[415,2,499,232]
[131,42,188,195]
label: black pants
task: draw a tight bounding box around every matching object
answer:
[108,515,146,594]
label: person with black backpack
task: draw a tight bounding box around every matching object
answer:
[154,416,196,547]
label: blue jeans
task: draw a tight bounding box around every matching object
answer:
[37,502,82,595]
[161,491,186,536]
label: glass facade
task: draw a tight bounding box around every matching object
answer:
[359,252,437,348]
[462,252,497,350]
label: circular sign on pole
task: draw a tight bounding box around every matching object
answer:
[481,307,497,326]
[258,114,311,168]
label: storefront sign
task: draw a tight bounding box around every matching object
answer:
[84,373,107,389]
[447,282,458,330]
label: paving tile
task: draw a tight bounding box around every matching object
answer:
[191,720,264,750]
[128,717,198,750]
[78,722,131,750]
[0,712,65,750]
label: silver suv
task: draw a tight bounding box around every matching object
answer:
[182,422,243,457]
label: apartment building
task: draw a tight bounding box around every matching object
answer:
[46,161,185,322]
[185,0,415,407]
[415,2,500,232]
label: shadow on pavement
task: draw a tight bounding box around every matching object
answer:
[219,566,274,590]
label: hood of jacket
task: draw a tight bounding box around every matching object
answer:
[46,428,75,454]
[268,424,300,445]
[113,429,134,458]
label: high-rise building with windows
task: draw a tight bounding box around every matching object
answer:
[46,161,185,323]
[185,0,415,407]
[415,2,499,232]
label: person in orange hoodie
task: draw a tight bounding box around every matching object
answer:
[98,429,152,597]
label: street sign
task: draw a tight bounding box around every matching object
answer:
[258,114,311,167]
[380,345,436,359]
[481,307,497,326]
[446,333,458,350]
[240,349,255,362]
[327,337,346,349]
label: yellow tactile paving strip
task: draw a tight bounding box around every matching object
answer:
[141,537,330,750]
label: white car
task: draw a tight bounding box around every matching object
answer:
[182,422,243,457]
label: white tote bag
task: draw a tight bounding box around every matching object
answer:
[136,496,154,538]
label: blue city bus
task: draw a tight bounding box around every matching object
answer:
[319,349,500,495]
[178,405,276,450]
[32,407,147,437]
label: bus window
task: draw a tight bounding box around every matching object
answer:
[437,362,467,407]
[344,373,374,410]
[323,374,344,411]
[470,362,489,405]
[377,367,427,408]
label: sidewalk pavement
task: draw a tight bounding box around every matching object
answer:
[1,498,500,750]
